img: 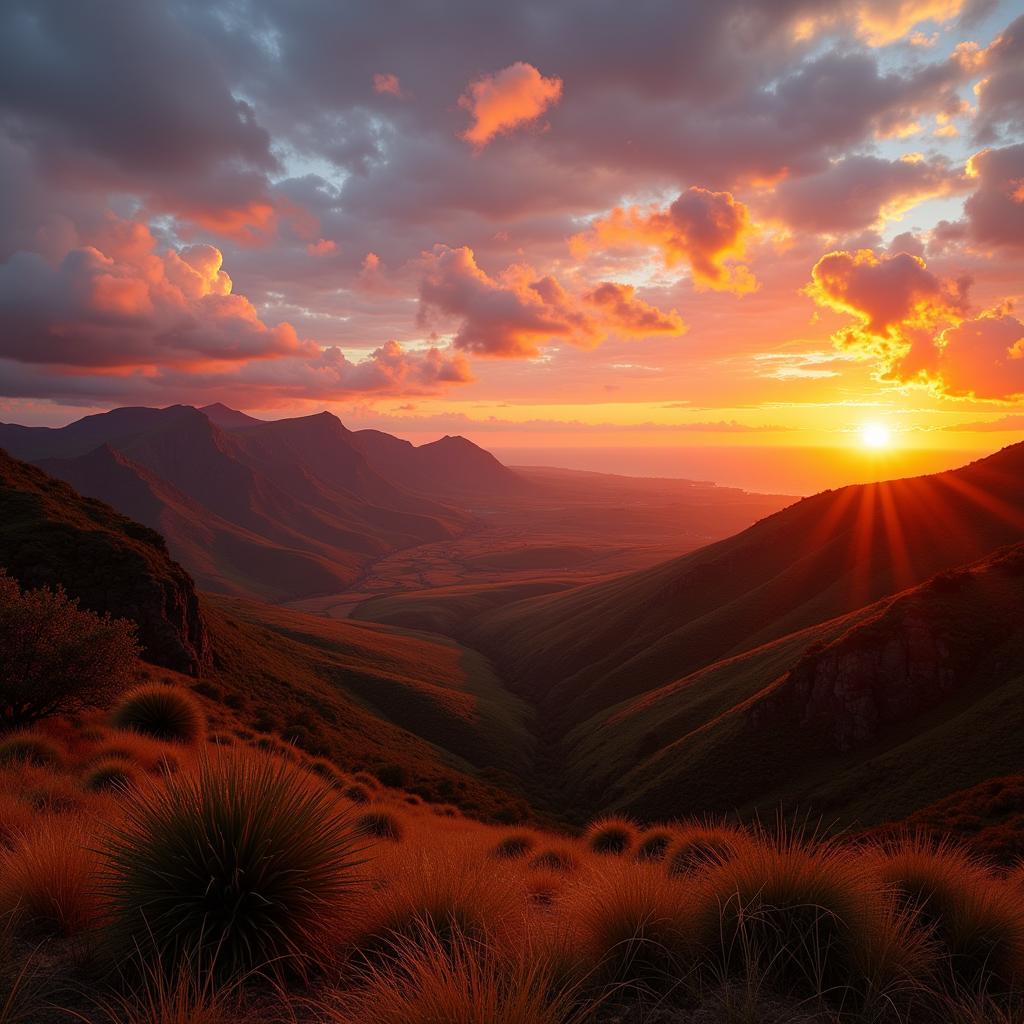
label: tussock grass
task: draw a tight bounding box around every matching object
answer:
[323,927,589,1024]
[868,837,1024,991]
[356,811,404,841]
[635,829,673,863]
[491,832,536,860]
[84,759,141,793]
[584,816,637,856]
[0,794,33,848]
[0,732,63,767]
[531,847,579,873]
[101,749,362,978]
[666,824,750,877]
[111,684,205,744]
[350,842,526,956]
[0,816,103,937]
[94,731,181,774]
[570,858,695,992]
[691,835,923,1004]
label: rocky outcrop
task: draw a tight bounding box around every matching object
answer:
[0,449,209,674]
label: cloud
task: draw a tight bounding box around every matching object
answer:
[372,73,404,98]
[572,187,757,293]
[0,226,312,369]
[767,154,960,233]
[459,62,563,147]
[418,245,685,357]
[945,413,1024,431]
[807,247,1024,400]
[972,14,1024,141]
[795,1,965,46]
[961,144,1024,249]
[928,310,1024,400]
[582,282,687,336]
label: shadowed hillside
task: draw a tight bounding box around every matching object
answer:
[0,448,209,674]
[470,443,1024,730]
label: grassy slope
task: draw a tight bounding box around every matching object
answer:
[198,595,537,821]
[577,544,1024,828]
[470,442,1024,730]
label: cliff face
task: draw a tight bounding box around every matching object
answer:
[752,548,1024,752]
[0,449,209,675]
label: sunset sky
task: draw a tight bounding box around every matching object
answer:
[1,0,1023,492]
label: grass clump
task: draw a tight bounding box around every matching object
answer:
[690,835,921,1004]
[357,811,404,842]
[530,847,578,873]
[111,684,205,744]
[0,733,62,768]
[84,758,140,793]
[491,832,536,860]
[869,837,1024,992]
[0,816,102,937]
[666,825,749,877]
[325,927,588,1024]
[584,816,637,856]
[101,749,363,978]
[635,829,673,863]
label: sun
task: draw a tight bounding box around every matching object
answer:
[860,422,892,449]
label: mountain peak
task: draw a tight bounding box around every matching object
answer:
[199,403,263,429]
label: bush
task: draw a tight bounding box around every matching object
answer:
[584,816,637,855]
[111,684,205,744]
[84,759,140,793]
[869,838,1024,991]
[635,830,673,863]
[357,811,404,842]
[0,569,139,730]
[690,836,922,1003]
[0,816,103,937]
[324,928,588,1024]
[491,833,535,860]
[101,749,362,978]
[0,732,62,768]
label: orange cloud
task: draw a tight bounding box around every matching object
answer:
[805,248,1024,400]
[572,187,757,294]
[459,62,563,148]
[795,1,964,46]
[418,245,685,357]
[373,72,404,97]
[307,238,337,256]
[583,282,686,337]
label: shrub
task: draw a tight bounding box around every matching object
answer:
[101,749,363,978]
[324,927,588,1024]
[111,684,205,744]
[84,759,140,793]
[0,732,62,768]
[690,836,922,1003]
[666,825,748,877]
[0,569,140,730]
[357,811,403,842]
[869,838,1024,992]
[0,816,103,937]
[635,830,673,863]
[584,816,637,855]
[491,833,536,860]
[570,859,694,992]
[372,763,407,789]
